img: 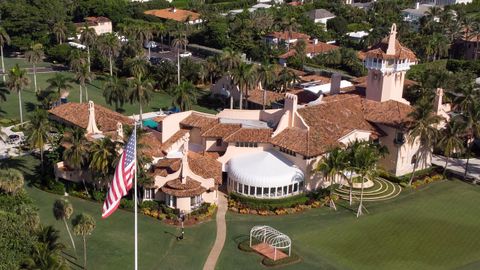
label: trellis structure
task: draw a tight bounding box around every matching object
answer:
[249,225,291,261]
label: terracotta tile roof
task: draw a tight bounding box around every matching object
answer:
[224,128,272,143]
[266,31,310,41]
[278,42,338,59]
[139,131,165,158]
[144,8,200,22]
[161,177,206,197]
[362,98,413,128]
[287,88,320,104]
[364,37,417,61]
[201,123,242,138]
[85,16,111,23]
[180,113,218,131]
[300,74,331,83]
[161,129,189,153]
[271,127,309,155]
[48,102,133,133]
[246,88,284,107]
[152,158,181,177]
[188,152,222,184]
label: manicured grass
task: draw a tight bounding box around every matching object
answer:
[2,156,216,270]
[2,57,52,69]
[0,60,216,121]
[218,180,480,270]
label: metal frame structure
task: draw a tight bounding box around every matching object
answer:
[249,225,291,261]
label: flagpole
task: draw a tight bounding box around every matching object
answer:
[134,121,138,270]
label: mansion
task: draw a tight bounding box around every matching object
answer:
[49,24,450,213]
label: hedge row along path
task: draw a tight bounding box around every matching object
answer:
[334,177,402,202]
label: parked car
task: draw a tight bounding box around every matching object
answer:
[180,52,192,58]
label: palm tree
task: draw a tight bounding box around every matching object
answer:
[62,128,89,192]
[47,72,73,94]
[125,56,149,79]
[80,25,97,73]
[345,140,363,206]
[25,43,44,93]
[204,57,218,86]
[437,118,465,175]
[462,103,480,178]
[97,33,121,76]
[315,147,348,211]
[277,67,298,92]
[220,48,242,74]
[23,226,68,270]
[72,213,96,269]
[172,81,198,111]
[172,37,188,85]
[75,63,95,102]
[0,26,10,82]
[69,49,87,72]
[128,76,153,125]
[152,23,166,52]
[6,64,30,123]
[0,168,24,194]
[139,25,154,59]
[407,98,443,185]
[53,21,67,45]
[232,62,257,109]
[89,137,117,188]
[103,76,127,111]
[27,109,51,170]
[257,63,276,109]
[53,199,76,252]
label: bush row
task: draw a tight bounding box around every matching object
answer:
[229,193,309,211]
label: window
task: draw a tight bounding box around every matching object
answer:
[283,186,288,195]
[235,142,258,148]
[289,185,293,194]
[263,187,269,197]
[293,183,298,192]
[394,132,405,145]
[216,139,223,147]
[144,188,155,200]
[270,187,275,197]
[280,147,296,157]
[191,195,202,207]
[245,185,249,195]
[166,194,176,208]
[250,186,255,196]
[257,187,262,196]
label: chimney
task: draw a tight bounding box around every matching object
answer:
[86,101,101,134]
[415,2,420,9]
[180,137,189,184]
[171,7,177,13]
[116,122,124,140]
[313,38,318,45]
[386,23,397,55]
[434,88,444,114]
[330,73,342,95]
[284,93,298,127]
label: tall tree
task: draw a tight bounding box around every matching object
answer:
[75,63,95,102]
[62,128,89,192]
[47,73,72,94]
[26,109,51,170]
[53,199,76,252]
[128,76,153,126]
[72,213,96,270]
[97,33,121,76]
[125,57,149,79]
[171,81,198,111]
[6,64,30,123]
[53,21,67,45]
[0,26,10,82]
[89,137,117,189]
[437,118,465,175]
[79,25,97,73]
[23,226,68,270]
[232,62,257,109]
[25,43,44,93]
[462,102,480,178]
[407,98,443,185]
[172,37,188,85]
[315,147,348,211]
[257,63,276,109]
[103,76,127,111]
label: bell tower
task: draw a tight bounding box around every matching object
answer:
[364,24,416,104]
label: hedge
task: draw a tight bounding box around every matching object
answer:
[229,193,309,211]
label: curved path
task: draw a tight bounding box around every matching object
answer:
[203,192,227,270]
[334,178,402,202]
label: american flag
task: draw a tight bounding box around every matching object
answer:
[102,128,136,218]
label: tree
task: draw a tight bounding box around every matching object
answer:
[203,57,218,86]
[80,25,97,73]
[0,26,10,82]
[62,128,89,192]
[53,199,76,252]
[257,63,276,109]
[0,168,24,194]
[220,48,242,75]
[171,81,198,111]
[128,76,153,126]
[125,57,149,79]
[407,98,443,185]
[103,76,127,111]
[437,118,465,175]
[47,72,72,94]
[23,226,68,270]
[25,43,44,93]
[53,21,67,45]
[72,213,96,269]
[6,64,30,123]
[89,137,117,189]
[172,37,188,85]
[462,102,480,178]
[232,62,257,109]
[26,109,51,170]
[75,63,95,103]
[97,33,121,76]
[276,67,298,92]
[315,147,348,211]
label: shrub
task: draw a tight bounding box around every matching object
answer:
[70,190,90,200]
[229,193,309,211]
[140,200,160,211]
[190,203,210,216]
[47,179,65,195]
[46,44,72,64]
[120,198,134,210]
[92,190,105,202]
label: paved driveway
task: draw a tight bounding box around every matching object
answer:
[432,155,480,182]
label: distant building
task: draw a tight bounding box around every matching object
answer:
[452,34,480,60]
[265,31,311,45]
[144,7,203,24]
[402,3,440,29]
[278,39,339,65]
[430,0,472,5]
[75,17,112,36]
[305,9,336,28]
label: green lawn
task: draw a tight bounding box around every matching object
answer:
[218,180,480,270]
[2,156,216,270]
[0,57,215,122]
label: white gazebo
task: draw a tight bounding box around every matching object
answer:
[249,225,291,261]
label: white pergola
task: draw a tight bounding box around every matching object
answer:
[249,225,291,261]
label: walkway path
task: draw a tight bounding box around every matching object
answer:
[432,155,480,182]
[203,192,228,270]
